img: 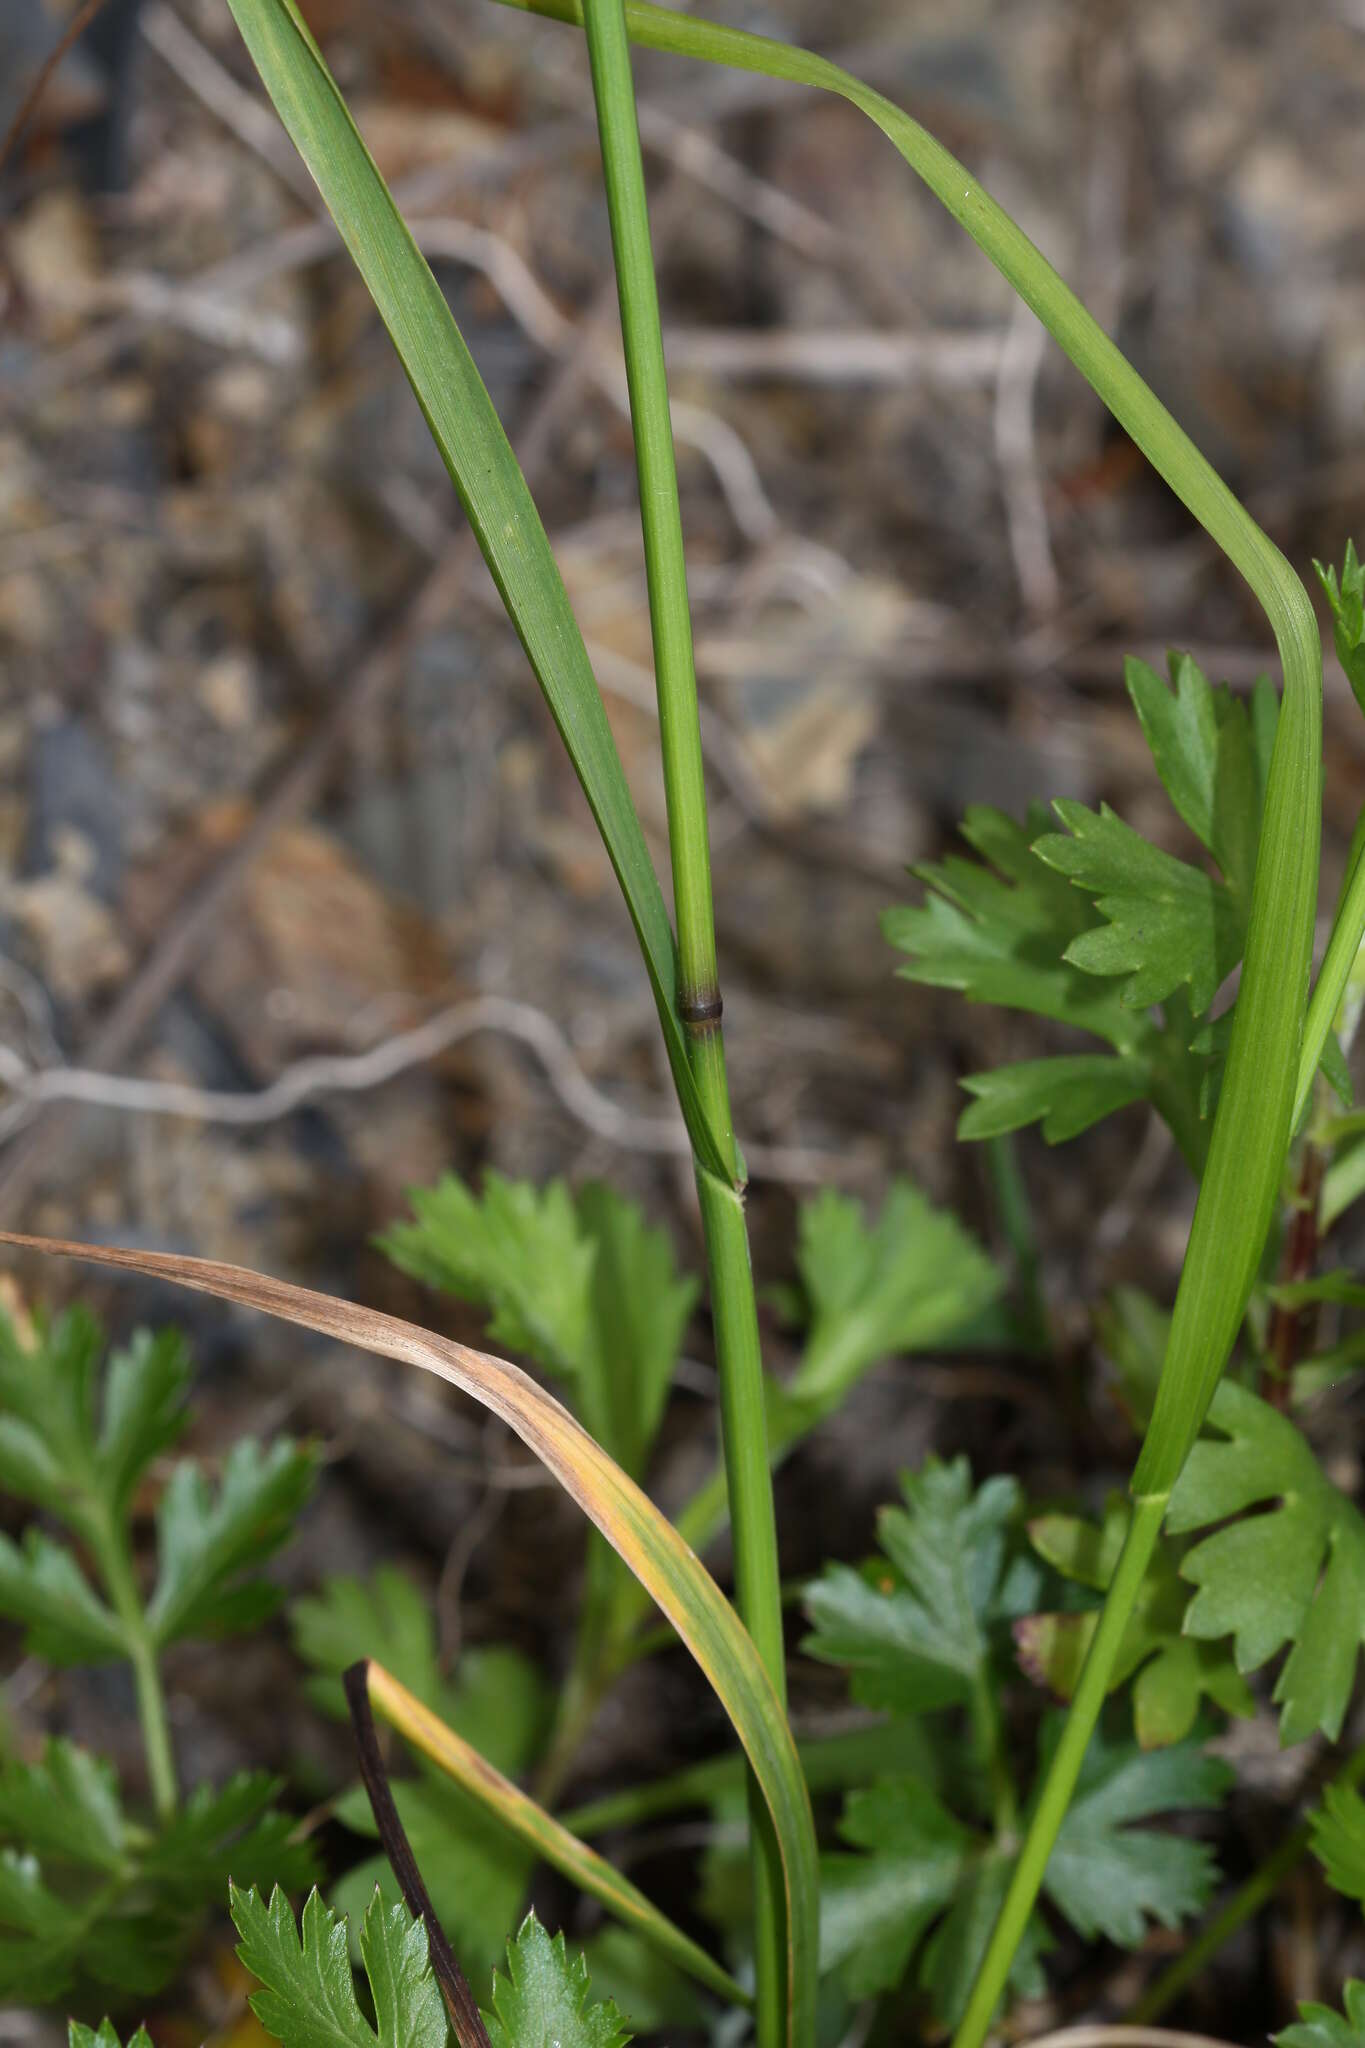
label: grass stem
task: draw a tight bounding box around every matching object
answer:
[99,1525,177,1823]
[579,2,793,2035]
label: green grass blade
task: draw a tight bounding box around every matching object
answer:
[364,1661,751,2011]
[221,0,728,1185]
[0,1230,818,2048]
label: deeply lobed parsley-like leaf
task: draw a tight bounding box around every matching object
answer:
[884,654,1293,1160]
[817,1777,1047,2021]
[232,1883,448,2048]
[379,1173,594,1379]
[1017,1494,1252,1747]
[1277,1981,1365,2048]
[0,1529,125,1665]
[293,1568,549,1965]
[1122,655,1275,911]
[379,1173,694,1479]
[803,1458,1026,1715]
[1167,1379,1365,1745]
[1316,541,1365,718]
[0,1303,313,1667]
[957,1054,1149,1145]
[0,1740,317,2003]
[146,1435,317,1645]
[884,802,1132,1038]
[233,1893,628,2048]
[0,1311,190,1538]
[818,1713,1225,2021]
[1034,799,1242,1014]
[785,1182,1001,1414]
[1039,1715,1231,1947]
[0,1742,125,1874]
[1308,1782,1365,1906]
[484,1912,631,2048]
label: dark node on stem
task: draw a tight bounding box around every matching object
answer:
[678,987,723,1029]
[343,1661,492,2048]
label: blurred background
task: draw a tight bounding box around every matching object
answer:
[3,0,1365,2037]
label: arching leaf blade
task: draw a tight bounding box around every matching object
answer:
[221,0,728,1184]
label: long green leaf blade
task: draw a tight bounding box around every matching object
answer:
[221,0,727,1184]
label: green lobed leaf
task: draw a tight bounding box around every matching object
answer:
[138,1772,320,1898]
[0,1529,125,1664]
[1316,541,1365,718]
[1122,655,1277,912]
[0,1740,125,1873]
[1167,1379,1365,1744]
[803,1458,1024,1715]
[1034,799,1242,1015]
[1039,1714,1232,1947]
[1277,1981,1365,2048]
[958,1054,1149,1144]
[379,1173,593,1377]
[1017,1495,1253,1747]
[379,1173,695,1476]
[146,1435,317,1645]
[483,1912,630,2048]
[884,803,1132,1039]
[816,1778,1048,2025]
[818,1778,972,1999]
[0,1309,190,1536]
[232,1883,447,2048]
[786,1182,1000,1414]
[882,802,1207,1163]
[1308,1782,1365,1906]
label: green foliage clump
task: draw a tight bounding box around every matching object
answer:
[0,1306,314,1664]
[805,1460,1231,2027]
[230,1887,628,2048]
[882,650,1355,1170]
[0,1303,317,2003]
[0,1742,316,2002]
